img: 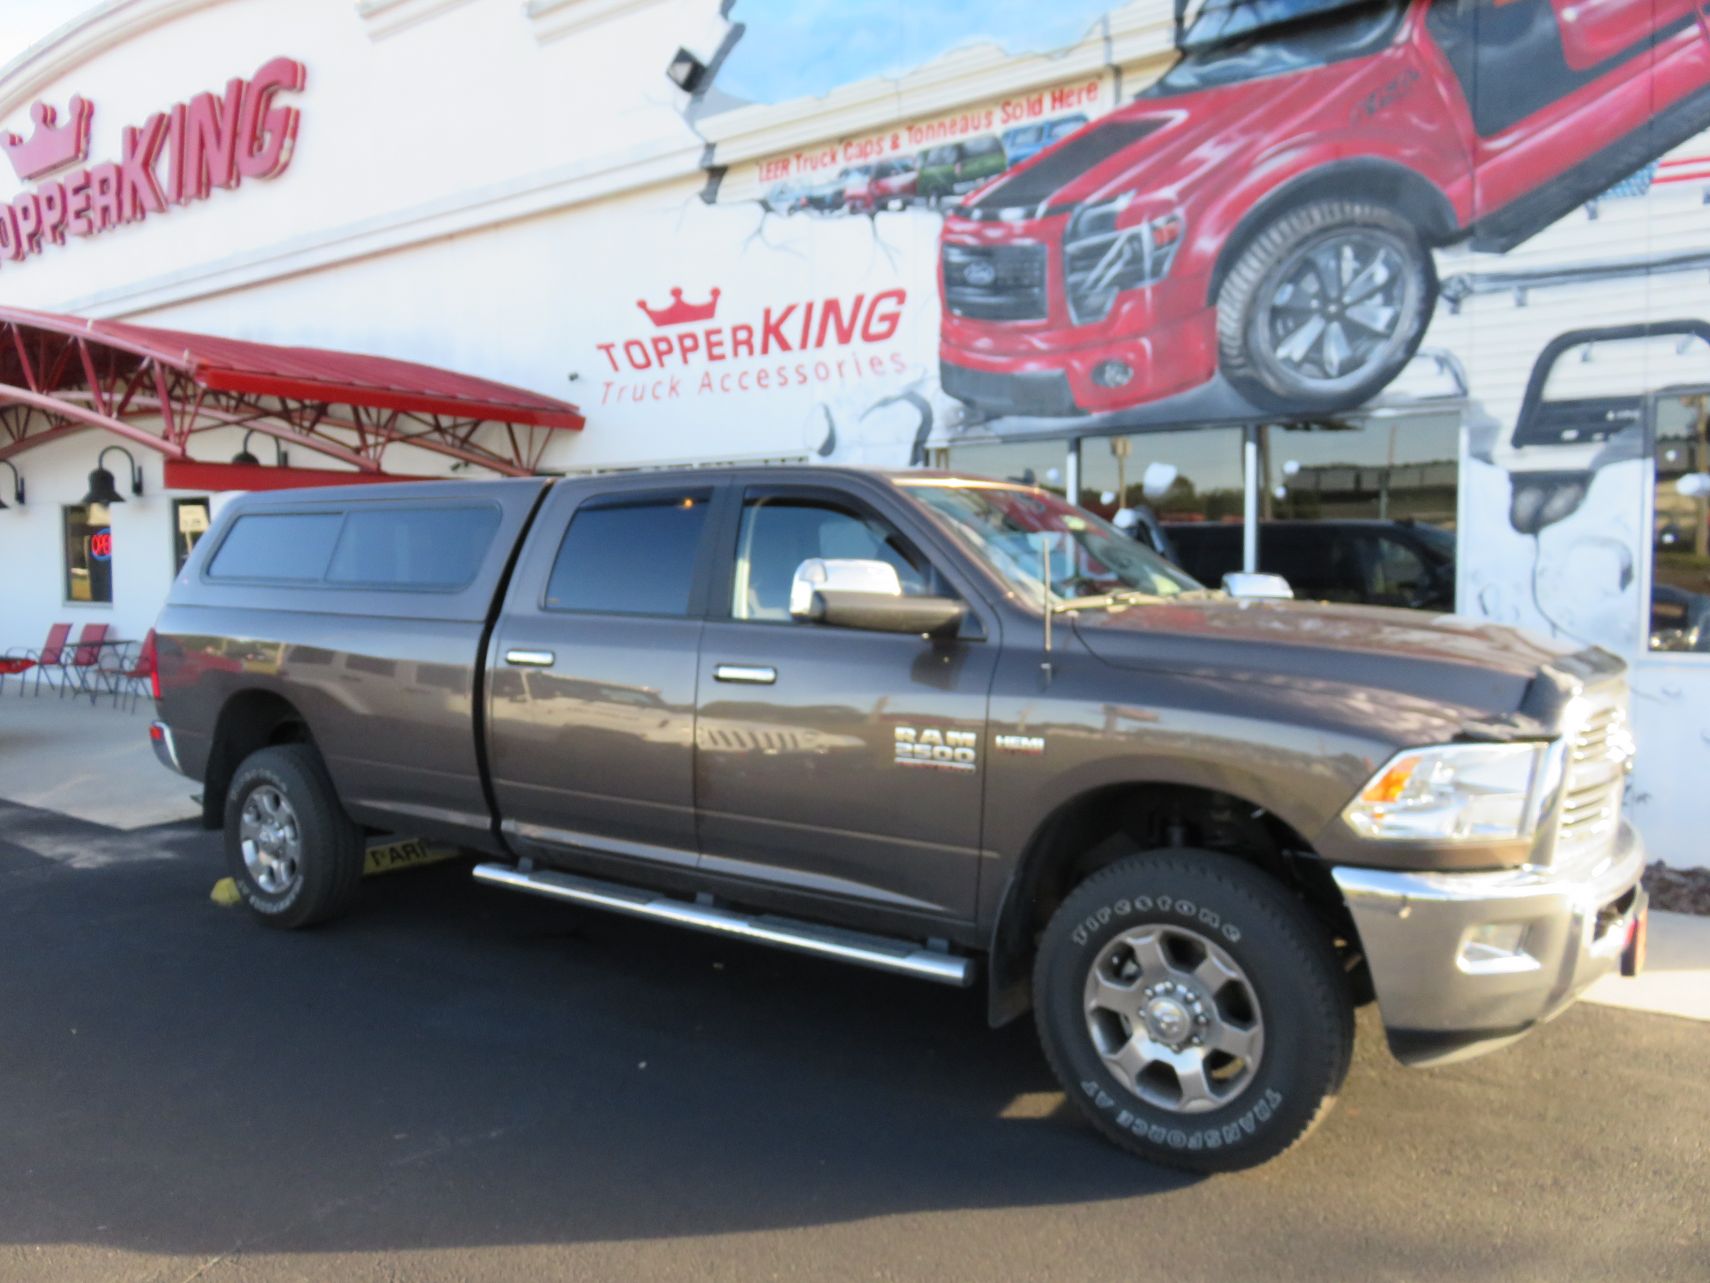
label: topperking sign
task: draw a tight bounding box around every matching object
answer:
[0,56,304,267]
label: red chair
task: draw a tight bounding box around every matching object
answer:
[0,656,35,696]
[57,622,110,702]
[106,630,158,713]
[5,622,70,697]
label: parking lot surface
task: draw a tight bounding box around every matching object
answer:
[1,799,1704,1282]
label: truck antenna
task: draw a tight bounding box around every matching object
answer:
[1041,535,1054,683]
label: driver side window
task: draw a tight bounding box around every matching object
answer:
[732,495,938,622]
[1361,534,1434,608]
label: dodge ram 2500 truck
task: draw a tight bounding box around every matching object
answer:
[150,468,1647,1171]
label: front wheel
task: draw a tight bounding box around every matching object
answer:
[1216,198,1436,414]
[1033,849,1353,1171]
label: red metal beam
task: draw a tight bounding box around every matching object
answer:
[0,383,188,461]
[163,461,443,491]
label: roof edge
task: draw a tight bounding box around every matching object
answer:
[0,0,227,123]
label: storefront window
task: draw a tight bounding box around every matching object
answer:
[1077,426,1246,520]
[1651,392,1710,654]
[1264,413,1460,526]
[940,440,1072,495]
[173,498,211,573]
[64,504,114,604]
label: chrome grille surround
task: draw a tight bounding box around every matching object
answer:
[1550,683,1633,866]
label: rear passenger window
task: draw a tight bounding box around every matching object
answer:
[545,490,712,616]
[207,513,343,582]
[327,506,500,590]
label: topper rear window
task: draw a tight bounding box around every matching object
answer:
[207,504,501,591]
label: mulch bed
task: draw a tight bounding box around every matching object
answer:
[1644,862,1710,916]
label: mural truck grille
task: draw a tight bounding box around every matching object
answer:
[943,243,1048,321]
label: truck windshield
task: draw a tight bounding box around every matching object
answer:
[901,480,1204,606]
[1147,0,1404,96]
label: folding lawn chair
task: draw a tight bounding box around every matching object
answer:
[57,623,110,703]
[5,622,71,697]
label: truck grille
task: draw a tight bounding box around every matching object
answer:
[1554,691,1631,861]
[942,243,1048,321]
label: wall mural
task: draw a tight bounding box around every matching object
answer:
[658,0,1710,452]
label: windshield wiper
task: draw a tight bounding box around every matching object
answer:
[1053,586,1223,612]
[1051,588,1167,612]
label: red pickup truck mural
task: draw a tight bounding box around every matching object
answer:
[938,0,1710,420]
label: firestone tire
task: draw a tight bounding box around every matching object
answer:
[223,744,365,930]
[1216,198,1437,414]
[1033,849,1353,1172]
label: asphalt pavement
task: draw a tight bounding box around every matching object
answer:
[0,798,1704,1282]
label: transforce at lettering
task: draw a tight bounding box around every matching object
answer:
[0,56,305,268]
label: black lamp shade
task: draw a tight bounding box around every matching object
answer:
[232,450,262,466]
[667,47,706,93]
[82,466,125,506]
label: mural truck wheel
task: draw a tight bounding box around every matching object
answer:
[1217,199,1435,414]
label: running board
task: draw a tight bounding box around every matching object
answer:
[472,862,975,988]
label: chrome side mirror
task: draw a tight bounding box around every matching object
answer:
[790,558,903,616]
[1222,572,1294,600]
[790,558,965,638]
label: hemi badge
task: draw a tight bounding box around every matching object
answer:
[995,734,1045,755]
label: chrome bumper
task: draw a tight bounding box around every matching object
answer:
[1333,821,1647,1066]
[149,721,184,776]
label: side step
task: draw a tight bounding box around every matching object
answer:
[472,862,975,988]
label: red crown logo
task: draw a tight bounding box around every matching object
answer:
[1,96,94,183]
[637,287,721,327]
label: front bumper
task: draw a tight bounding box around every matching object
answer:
[939,303,1217,417]
[1333,820,1648,1066]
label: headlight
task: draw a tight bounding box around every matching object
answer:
[1063,197,1184,324]
[1342,742,1564,843]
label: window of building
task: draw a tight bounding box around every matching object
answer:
[1651,392,1710,654]
[326,506,501,590]
[940,439,1076,496]
[1263,414,1461,526]
[63,504,114,604]
[173,498,211,574]
[1077,426,1247,518]
[207,513,344,582]
[544,490,712,616]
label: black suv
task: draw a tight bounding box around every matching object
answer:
[1163,520,1455,611]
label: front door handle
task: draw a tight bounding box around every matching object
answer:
[714,664,777,685]
[505,649,556,668]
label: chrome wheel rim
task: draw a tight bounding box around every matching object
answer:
[1082,923,1265,1115]
[239,784,303,896]
[1255,229,1418,397]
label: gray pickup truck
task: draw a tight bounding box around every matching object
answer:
[150,467,1647,1170]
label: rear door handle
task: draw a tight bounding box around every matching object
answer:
[505,649,556,668]
[714,664,777,685]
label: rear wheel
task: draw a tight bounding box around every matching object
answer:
[1033,849,1353,1171]
[224,744,364,929]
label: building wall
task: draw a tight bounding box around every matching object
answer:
[1,0,1704,863]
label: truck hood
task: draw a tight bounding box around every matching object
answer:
[963,66,1344,217]
[1071,597,1584,724]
